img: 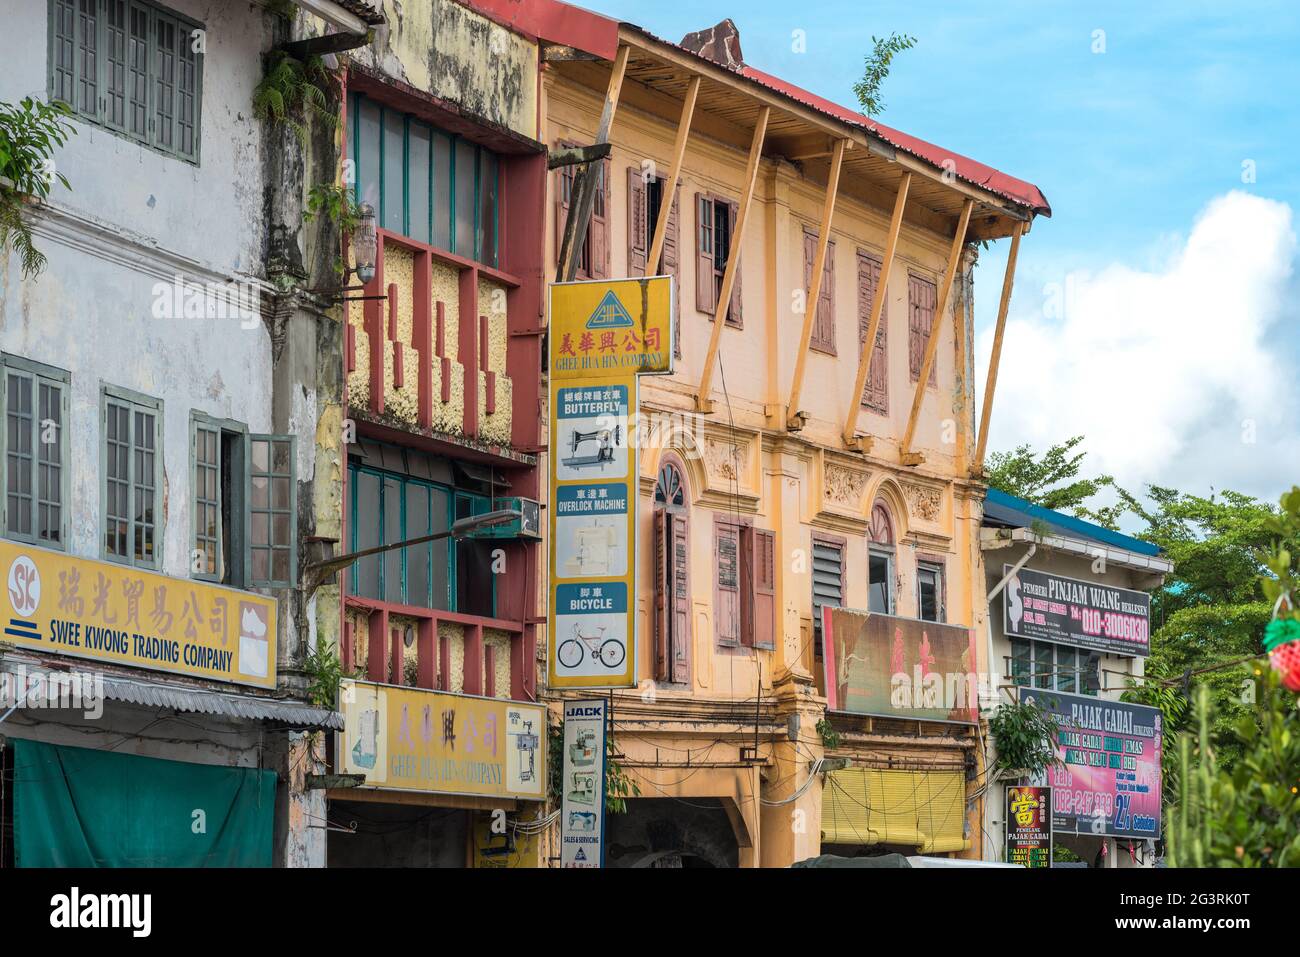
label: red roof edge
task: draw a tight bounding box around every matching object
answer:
[459,0,620,61]
[456,3,1048,216]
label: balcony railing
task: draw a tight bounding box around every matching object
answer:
[343,595,535,701]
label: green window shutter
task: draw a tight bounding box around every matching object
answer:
[47,0,202,161]
[191,417,221,580]
[3,356,71,549]
[101,385,162,568]
[248,434,295,588]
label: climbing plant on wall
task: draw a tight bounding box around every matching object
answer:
[0,96,75,278]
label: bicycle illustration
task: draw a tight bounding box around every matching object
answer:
[557,623,626,670]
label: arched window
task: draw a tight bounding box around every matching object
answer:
[653,457,690,682]
[868,499,896,614]
[654,461,686,510]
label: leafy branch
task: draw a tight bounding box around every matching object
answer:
[303,639,360,708]
[253,50,338,145]
[989,698,1061,780]
[853,33,917,116]
[305,181,362,276]
[0,96,76,278]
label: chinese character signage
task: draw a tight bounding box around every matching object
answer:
[549,278,674,377]
[560,698,608,868]
[547,277,674,689]
[821,607,979,723]
[1020,687,1162,839]
[1005,785,1052,867]
[1004,565,1150,658]
[1,539,277,689]
[338,679,546,801]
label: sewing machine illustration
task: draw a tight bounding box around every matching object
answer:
[563,522,620,576]
[562,425,622,471]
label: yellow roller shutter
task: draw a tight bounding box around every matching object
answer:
[821,768,970,853]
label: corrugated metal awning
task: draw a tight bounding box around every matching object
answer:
[1,657,342,730]
[97,674,344,729]
[822,768,969,853]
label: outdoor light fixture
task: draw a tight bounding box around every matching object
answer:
[351,203,377,285]
[304,508,520,589]
[311,202,382,304]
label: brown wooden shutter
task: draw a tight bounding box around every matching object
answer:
[859,252,888,412]
[695,192,716,314]
[725,200,742,328]
[654,509,670,679]
[665,187,682,357]
[589,159,610,279]
[714,518,740,647]
[669,512,690,682]
[554,154,572,269]
[807,230,835,353]
[752,529,776,650]
[909,274,937,385]
[803,230,815,329]
[627,166,648,277]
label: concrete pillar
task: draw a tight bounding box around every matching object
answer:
[760,675,825,867]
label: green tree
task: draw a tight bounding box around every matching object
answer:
[985,435,1124,529]
[986,436,1281,777]
[852,33,917,116]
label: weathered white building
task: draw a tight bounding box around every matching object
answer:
[0,0,379,866]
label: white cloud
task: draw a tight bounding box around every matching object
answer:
[978,191,1299,501]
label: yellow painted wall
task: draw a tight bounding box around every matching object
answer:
[546,74,987,691]
[542,66,996,865]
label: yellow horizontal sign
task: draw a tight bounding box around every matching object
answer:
[1,540,277,689]
[338,679,547,801]
[549,276,675,379]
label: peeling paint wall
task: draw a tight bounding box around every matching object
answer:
[359,0,539,141]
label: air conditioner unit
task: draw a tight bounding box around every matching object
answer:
[469,497,542,540]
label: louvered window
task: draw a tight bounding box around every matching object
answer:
[49,0,203,162]
[811,537,844,658]
[2,355,69,548]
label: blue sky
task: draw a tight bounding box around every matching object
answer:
[583,0,1300,504]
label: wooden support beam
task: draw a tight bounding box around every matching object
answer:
[785,137,850,429]
[547,142,612,170]
[842,171,911,451]
[558,44,630,282]
[619,30,1036,230]
[899,198,974,465]
[973,220,1025,474]
[695,106,770,413]
[647,75,700,274]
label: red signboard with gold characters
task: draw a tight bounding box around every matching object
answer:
[1005,785,1053,868]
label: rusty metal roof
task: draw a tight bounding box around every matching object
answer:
[334,0,386,27]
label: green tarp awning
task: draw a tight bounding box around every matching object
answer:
[13,739,276,867]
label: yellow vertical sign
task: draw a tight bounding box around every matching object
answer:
[547,277,674,689]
